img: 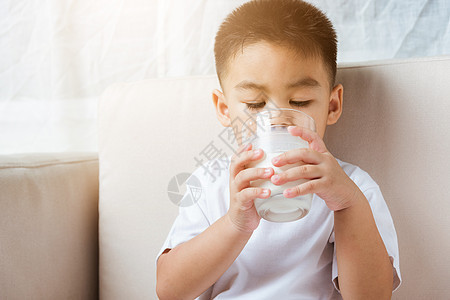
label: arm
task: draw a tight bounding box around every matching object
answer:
[157,144,272,299]
[334,187,393,299]
[271,126,393,298]
[156,214,252,300]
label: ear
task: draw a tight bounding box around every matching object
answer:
[327,84,343,125]
[212,89,231,127]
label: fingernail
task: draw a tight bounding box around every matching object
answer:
[261,189,269,196]
[272,175,280,181]
[272,156,279,164]
[284,189,292,196]
[253,149,261,158]
[264,168,272,176]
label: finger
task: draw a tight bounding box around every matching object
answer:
[230,147,264,179]
[272,147,322,167]
[231,142,253,163]
[271,164,321,185]
[235,167,274,191]
[236,187,271,209]
[230,143,253,177]
[235,142,252,157]
[287,126,328,153]
[283,179,323,198]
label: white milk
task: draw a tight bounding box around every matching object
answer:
[247,133,313,222]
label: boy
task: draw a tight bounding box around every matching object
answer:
[157,0,401,299]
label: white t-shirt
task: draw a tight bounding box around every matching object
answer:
[157,157,402,299]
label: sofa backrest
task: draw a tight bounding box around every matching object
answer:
[98,56,450,299]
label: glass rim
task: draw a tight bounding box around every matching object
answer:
[246,107,315,124]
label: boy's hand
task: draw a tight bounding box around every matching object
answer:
[270,126,360,211]
[226,143,273,233]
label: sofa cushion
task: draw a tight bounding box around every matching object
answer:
[98,76,222,299]
[0,153,99,299]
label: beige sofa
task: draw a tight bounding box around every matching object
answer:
[2,56,450,299]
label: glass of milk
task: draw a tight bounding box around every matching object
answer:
[241,108,316,222]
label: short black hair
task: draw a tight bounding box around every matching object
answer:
[214,0,337,89]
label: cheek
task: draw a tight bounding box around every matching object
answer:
[303,107,328,136]
[315,124,327,139]
[227,107,241,122]
[228,102,250,119]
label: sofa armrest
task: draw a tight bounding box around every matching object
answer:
[0,152,99,299]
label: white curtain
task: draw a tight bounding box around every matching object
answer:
[1,0,449,154]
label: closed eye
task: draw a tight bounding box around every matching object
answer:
[290,100,311,107]
[245,102,266,110]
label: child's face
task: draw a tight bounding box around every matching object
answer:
[213,41,343,142]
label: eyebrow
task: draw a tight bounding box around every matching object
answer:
[234,77,321,91]
[287,77,321,89]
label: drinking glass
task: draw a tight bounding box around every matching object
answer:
[240,108,316,222]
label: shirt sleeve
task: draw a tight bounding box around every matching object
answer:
[155,166,212,264]
[329,185,402,293]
